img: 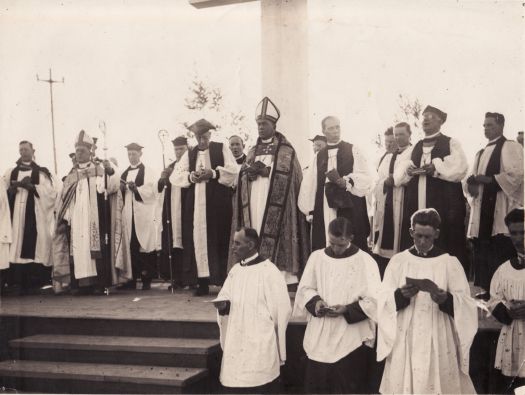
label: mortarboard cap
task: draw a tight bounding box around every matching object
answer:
[125,143,144,151]
[188,119,216,137]
[255,97,280,123]
[309,135,327,143]
[422,105,447,123]
[75,130,94,149]
[172,136,188,146]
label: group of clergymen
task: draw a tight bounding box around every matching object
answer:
[0,96,524,393]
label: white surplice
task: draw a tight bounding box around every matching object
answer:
[171,145,237,278]
[488,260,525,378]
[63,163,119,280]
[156,160,184,250]
[3,165,58,266]
[122,163,158,253]
[373,146,413,258]
[298,142,372,247]
[0,178,11,270]
[377,249,478,394]
[216,258,291,388]
[464,138,524,238]
[293,248,381,363]
[394,133,468,209]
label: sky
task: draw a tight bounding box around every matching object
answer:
[0,0,523,176]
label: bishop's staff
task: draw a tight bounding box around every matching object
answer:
[158,129,175,294]
[99,121,110,296]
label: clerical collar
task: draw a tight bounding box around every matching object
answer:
[486,136,503,146]
[234,154,245,160]
[261,137,274,144]
[21,161,32,166]
[422,132,441,143]
[398,144,411,153]
[327,141,341,150]
[198,147,209,152]
[129,162,142,169]
[324,244,359,259]
[240,253,263,266]
[408,245,445,258]
[78,162,91,169]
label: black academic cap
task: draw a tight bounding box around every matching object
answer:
[188,119,216,137]
[172,136,188,146]
[125,143,144,151]
[423,105,447,123]
[309,135,327,143]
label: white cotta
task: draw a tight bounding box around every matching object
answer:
[488,260,525,378]
[248,151,274,235]
[216,259,291,388]
[293,248,381,363]
[3,167,58,266]
[464,139,524,238]
[298,143,372,247]
[373,146,413,258]
[0,178,12,270]
[377,249,478,394]
[171,145,238,278]
[122,164,158,253]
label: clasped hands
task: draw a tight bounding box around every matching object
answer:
[246,161,270,181]
[399,282,448,305]
[508,299,525,320]
[466,174,494,198]
[325,169,347,189]
[9,176,36,195]
[120,180,138,194]
[314,299,348,318]
[406,163,436,177]
[190,168,214,183]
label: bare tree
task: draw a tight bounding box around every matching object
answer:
[395,94,423,140]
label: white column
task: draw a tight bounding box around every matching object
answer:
[261,0,310,167]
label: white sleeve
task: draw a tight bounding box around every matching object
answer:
[432,138,468,182]
[298,155,317,216]
[170,151,191,188]
[344,145,372,197]
[216,144,239,187]
[134,167,158,205]
[292,252,319,319]
[495,141,524,205]
[358,254,382,322]
[265,265,292,364]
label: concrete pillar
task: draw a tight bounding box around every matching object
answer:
[261,0,309,166]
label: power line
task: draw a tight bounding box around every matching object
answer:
[37,68,64,175]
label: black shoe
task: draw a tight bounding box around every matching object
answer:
[142,280,151,291]
[193,279,210,296]
[475,291,490,301]
[116,280,137,290]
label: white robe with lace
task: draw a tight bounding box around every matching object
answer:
[377,249,478,394]
[216,259,291,388]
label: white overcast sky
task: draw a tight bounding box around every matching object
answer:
[0,0,523,175]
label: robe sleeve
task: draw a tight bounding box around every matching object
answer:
[264,264,292,364]
[343,145,372,197]
[462,151,480,201]
[357,254,381,323]
[432,138,468,182]
[372,154,392,235]
[96,166,120,195]
[298,155,317,216]
[393,157,414,187]
[445,255,478,374]
[133,167,158,205]
[494,141,524,205]
[216,265,235,350]
[170,152,191,188]
[215,144,239,187]
[35,171,58,210]
[292,252,320,319]
[487,264,511,323]
[376,253,405,361]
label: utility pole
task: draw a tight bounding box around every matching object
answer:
[37,68,64,175]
